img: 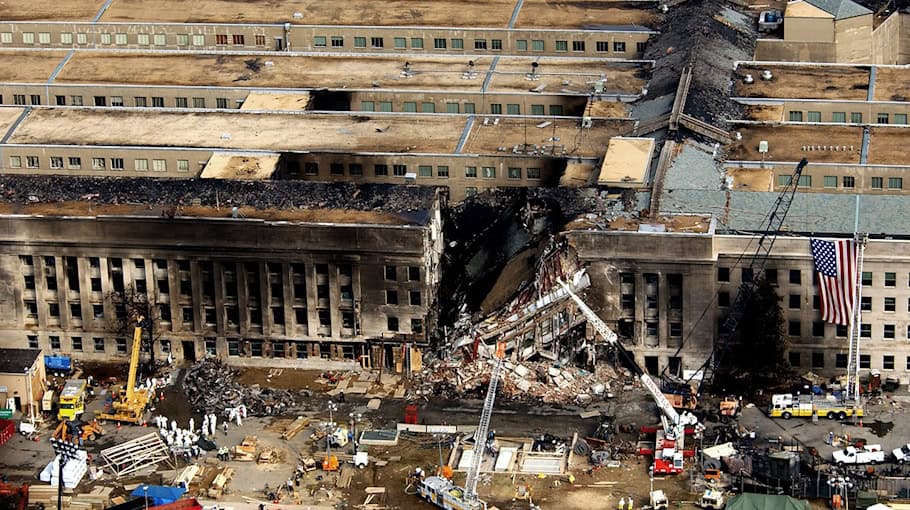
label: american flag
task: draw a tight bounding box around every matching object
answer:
[811,238,858,325]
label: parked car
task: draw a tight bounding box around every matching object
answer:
[892,443,910,464]
[833,445,885,466]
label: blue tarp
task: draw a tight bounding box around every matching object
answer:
[130,486,186,506]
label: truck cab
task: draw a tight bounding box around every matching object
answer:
[57,379,86,421]
[833,445,885,465]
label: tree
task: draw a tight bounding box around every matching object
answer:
[716,277,791,390]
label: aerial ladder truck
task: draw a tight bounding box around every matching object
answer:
[96,318,155,424]
[558,279,699,475]
[417,343,505,510]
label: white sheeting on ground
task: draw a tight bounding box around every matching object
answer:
[40,451,88,488]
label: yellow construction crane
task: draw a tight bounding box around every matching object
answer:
[96,318,155,424]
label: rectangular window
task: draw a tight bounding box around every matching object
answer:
[61,32,73,44]
[354,36,366,48]
[393,37,406,48]
[30,95,40,105]
[823,175,837,188]
[100,33,111,44]
[192,34,205,46]
[888,177,903,189]
[482,166,496,179]
[861,323,871,338]
[474,39,487,49]
[393,164,407,176]
[137,33,150,45]
[387,316,399,331]
[411,38,424,49]
[92,157,105,170]
[175,97,188,108]
[374,164,388,176]
[788,111,803,122]
[154,34,166,46]
[50,157,63,169]
[38,32,50,44]
[885,324,896,340]
[67,157,81,169]
[719,291,730,307]
[70,95,82,106]
[807,111,821,122]
[465,166,477,178]
[193,97,205,108]
[0,32,11,44]
[216,97,228,108]
[516,39,527,51]
[788,294,800,309]
[418,165,432,177]
[434,38,446,49]
[403,102,417,112]
[788,320,801,336]
[885,271,896,287]
[331,163,344,175]
[490,103,502,114]
[861,296,872,311]
[789,352,800,367]
[216,34,228,45]
[13,94,25,105]
[465,187,477,197]
[527,167,541,179]
[555,40,568,52]
[314,35,327,47]
[110,96,123,107]
[116,338,127,354]
[437,165,449,178]
[832,112,846,123]
[812,321,824,337]
[862,271,872,286]
[797,175,811,187]
[506,103,520,115]
[842,176,855,188]
[718,267,730,282]
[872,176,883,189]
[421,102,435,113]
[304,162,319,175]
[151,96,164,107]
[860,354,871,369]
[851,112,862,123]
[9,156,21,168]
[446,103,459,113]
[177,34,189,46]
[885,297,896,311]
[877,112,889,124]
[133,96,147,107]
[371,37,384,48]
[135,159,148,171]
[836,353,848,369]
[613,41,626,52]
[152,159,167,172]
[549,105,563,115]
[895,113,907,125]
[491,39,502,50]
[177,159,189,172]
[255,35,267,46]
[349,163,363,176]
[508,167,521,179]
[636,42,647,53]
[331,36,344,47]
[572,40,585,51]
[464,103,475,113]
[596,41,609,52]
[451,38,463,49]
[361,101,375,112]
[111,158,124,170]
[386,289,398,305]
[884,355,895,370]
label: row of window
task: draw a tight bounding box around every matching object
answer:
[360,100,565,116]
[776,174,903,190]
[0,94,233,109]
[781,317,910,340]
[792,351,910,371]
[298,162,541,180]
[787,111,909,125]
[0,31,267,47]
[311,35,637,53]
[8,155,187,172]
[30,334,128,353]
[718,267,910,288]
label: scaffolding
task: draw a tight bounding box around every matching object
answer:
[100,432,176,477]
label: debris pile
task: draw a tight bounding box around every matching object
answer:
[413,357,624,405]
[183,358,300,415]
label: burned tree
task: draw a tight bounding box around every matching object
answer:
[716,277,790,390]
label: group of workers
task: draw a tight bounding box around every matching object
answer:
[617,496,635,510]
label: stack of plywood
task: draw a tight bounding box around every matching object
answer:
[70,486,113,510]
[206,467,234,499]
[29,485,70,508]
[231,436,258,461]
[280,416,311,440]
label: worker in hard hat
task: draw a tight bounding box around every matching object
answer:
[627,496,634,510]
[618,497,625,510]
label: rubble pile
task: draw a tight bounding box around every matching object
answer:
[413,357,624,405]
[0,175,437,214]
[183,358,300,416]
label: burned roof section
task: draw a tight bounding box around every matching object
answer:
[0,176,440,225]
[643,0,755,126]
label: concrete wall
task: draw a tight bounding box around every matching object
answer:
[0,22,653,59]
[872,12,910,64]
[754,39,836,62]
[567,228,910,380]
[0,355,46,414]
[0,209,442,367]
[746,101,910,123]
[784,17,835,43]
[835,15,874,63]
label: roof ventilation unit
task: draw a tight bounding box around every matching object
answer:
[743,74,754,84]
[761,70,773,80]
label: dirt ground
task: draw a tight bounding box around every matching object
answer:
[727,125,863,163]
[732,65,870,100]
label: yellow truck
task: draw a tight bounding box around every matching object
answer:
[57,379,87,421]
[769,393,863,420]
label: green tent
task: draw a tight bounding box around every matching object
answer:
[726,493,811,510]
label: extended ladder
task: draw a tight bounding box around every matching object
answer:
[464,343,505,507]
[845,233,868,403]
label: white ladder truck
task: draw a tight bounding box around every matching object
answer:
[558,279,699,474]
[417,342,505,510]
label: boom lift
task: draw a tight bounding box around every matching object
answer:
[417,343,505,510]
[96,318,155,424]
[558,280,698,474]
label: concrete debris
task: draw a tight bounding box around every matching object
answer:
[183,358,301,416]
[412,357,622,405]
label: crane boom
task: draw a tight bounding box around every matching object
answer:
[464,342,505,506]
[125,318,144,400]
